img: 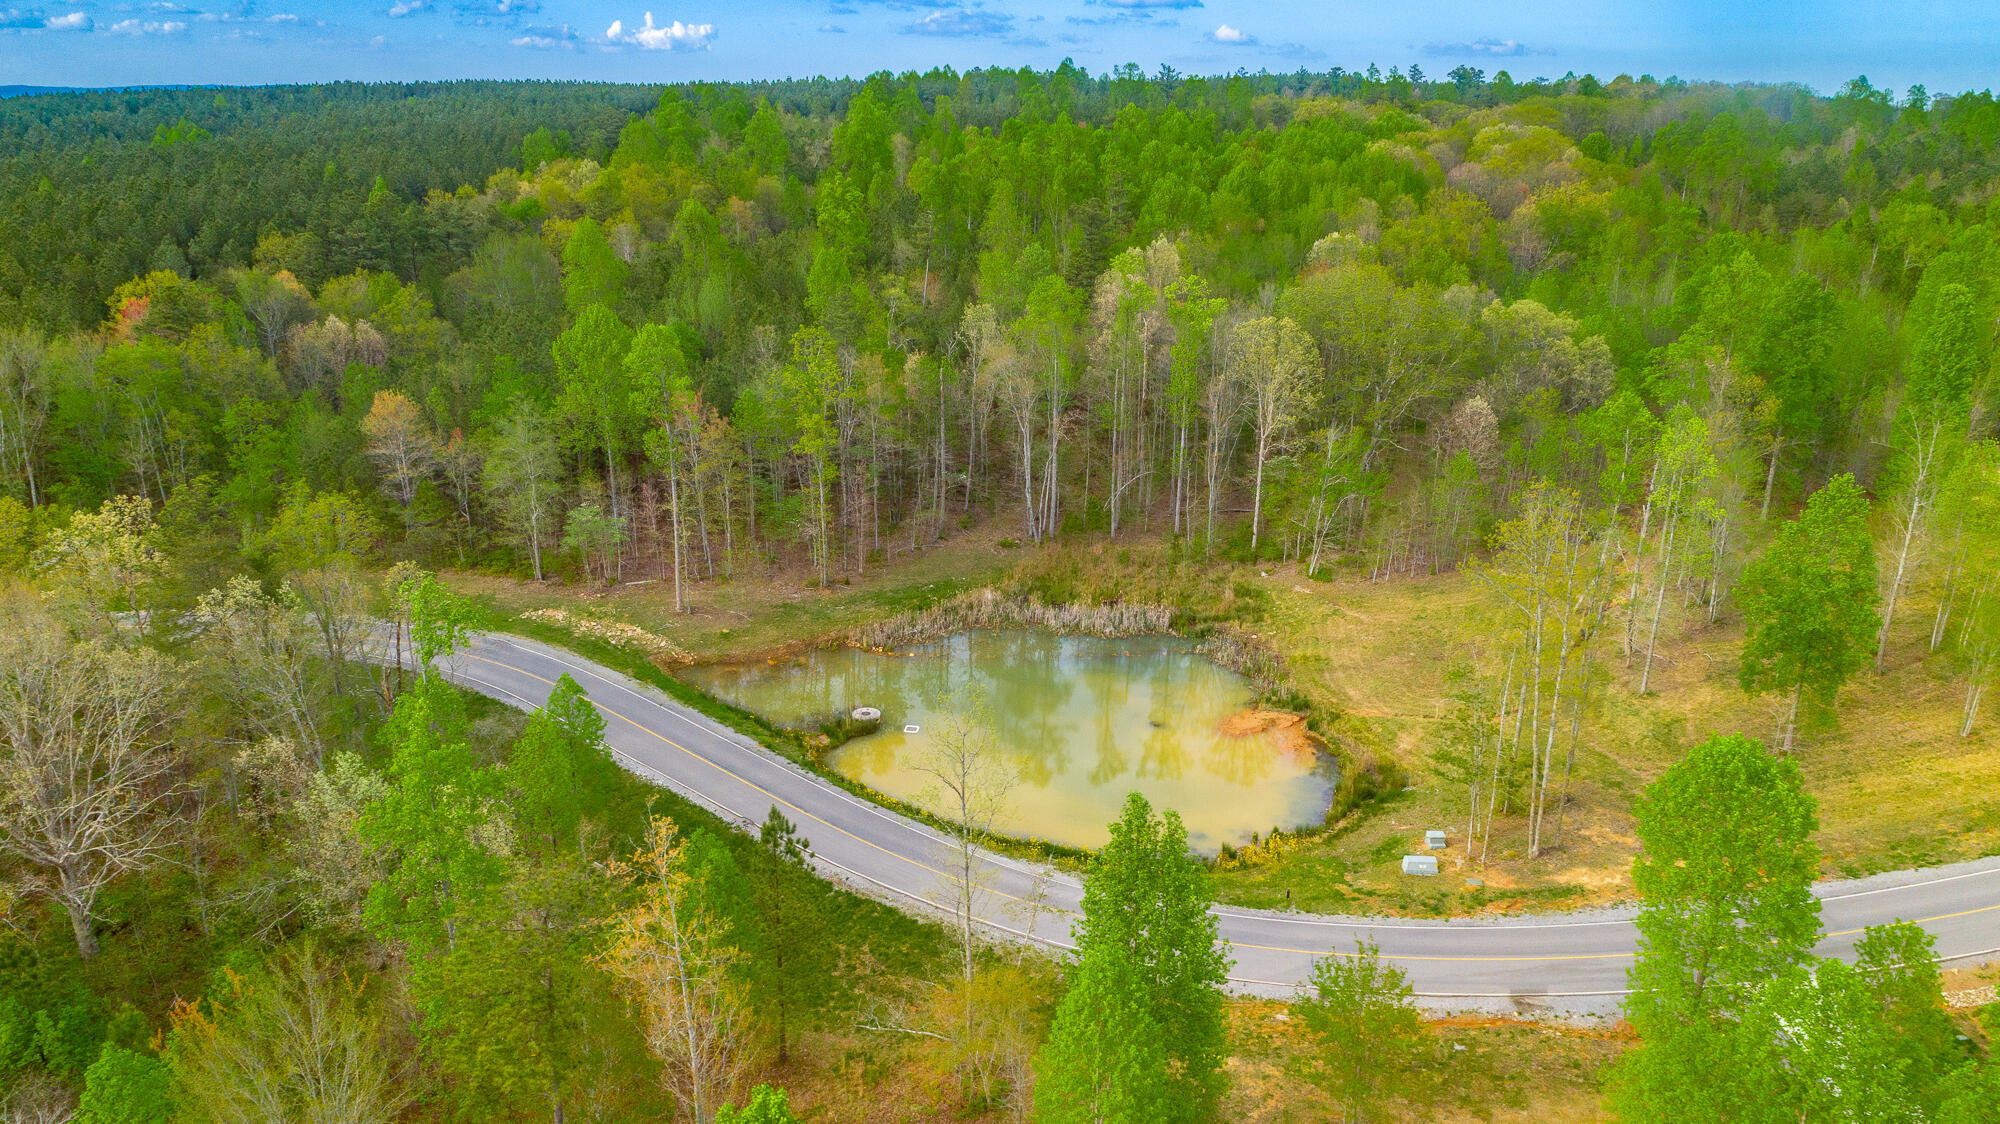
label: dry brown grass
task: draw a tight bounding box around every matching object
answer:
[1210,557,2000,914]
[689,998,1624,1123]
[443,530,2000,915]
[1224,998,1623,1123]
[447,522,1019,660]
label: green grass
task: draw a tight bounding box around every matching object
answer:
[450,529,2000,921]
[459,597,1097,873]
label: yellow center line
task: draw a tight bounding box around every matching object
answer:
[476,650,1637,965]
[1827,901,2000,935]
[1230,942,1631,961]
[465,653,1008,900]
[461,647,1998,970]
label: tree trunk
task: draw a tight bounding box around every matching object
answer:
[667,453,686,614]
[62,885,98,960]
[1878,465,1927,670]
[1249,430,1269,553]
[1760,430,1782,521]
[1639,518,1676,695]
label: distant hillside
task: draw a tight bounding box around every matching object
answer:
[0,81,662,324]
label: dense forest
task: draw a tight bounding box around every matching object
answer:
[1,66,1998,1120]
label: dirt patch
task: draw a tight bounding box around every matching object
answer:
[1219,709,1317,760]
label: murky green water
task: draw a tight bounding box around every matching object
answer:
[683,631,1336,852]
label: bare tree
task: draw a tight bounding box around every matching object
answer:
[1475,484,1612,857]
[361,390,438,509]
[904,691,1021,1109]
[598,816,760,1123]
[1,1072,76,1124]
[1229,315,1319,554]
[0,599,181,959]
[0,328,55,507]
[911,691,1017,986]
[195,577,333,767]
[167,942,408,1124]
[231,268,312,358]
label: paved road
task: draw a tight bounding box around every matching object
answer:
[434,631,2000,1016]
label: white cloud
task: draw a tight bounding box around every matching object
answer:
[44,10,89,29]
[511,21,576,47]
[904,7,1012,37]
[1425,36,1552,57]
[107,17,188,34]
[387,0,430,16]
[1210,22,1253,44]
[604,11,712,50]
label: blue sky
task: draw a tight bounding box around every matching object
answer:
[4,0,1997,95]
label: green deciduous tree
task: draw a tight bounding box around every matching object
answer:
[1614,733,1820,1120]
[715,1084,801,1124]
[561,217,628,313]
[1292,940,1427,1123]
[1853,919,1964,1113]
[1744,274,1840,519]
[360,678,499,956]
[1736,958,1921,1122]
[1227,315,1318,554]
[1062,792,1230,1122]
[396,567,475,675]
[482,399,563,582]
[1032,941,1170,1124]
[1878,281,1989,666]
[506,674,614,857]
[552,304,637,525]
[77,1045,173,1124]
[1738,474,1879,751]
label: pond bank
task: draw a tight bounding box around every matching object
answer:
[685,629,1337,853]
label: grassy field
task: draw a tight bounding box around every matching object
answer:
[436,548,2000,1121]
[440,529,2000,918]
[1204,557,2000,914]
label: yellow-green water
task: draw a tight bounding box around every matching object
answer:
[683,631,1336,851]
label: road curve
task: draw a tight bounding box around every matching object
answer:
[435,631,2000,1016]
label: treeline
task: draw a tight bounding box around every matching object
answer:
[0,81,661,325]
[3,67,1998,750]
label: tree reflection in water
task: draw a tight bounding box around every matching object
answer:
[684,631,1336,852]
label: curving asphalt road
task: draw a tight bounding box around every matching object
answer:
[430,631,2000,1016]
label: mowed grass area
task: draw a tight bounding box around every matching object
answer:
[442,533,2000,917]
[1213,558,2000,914]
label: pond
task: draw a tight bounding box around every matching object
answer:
[682,631,1336,852]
